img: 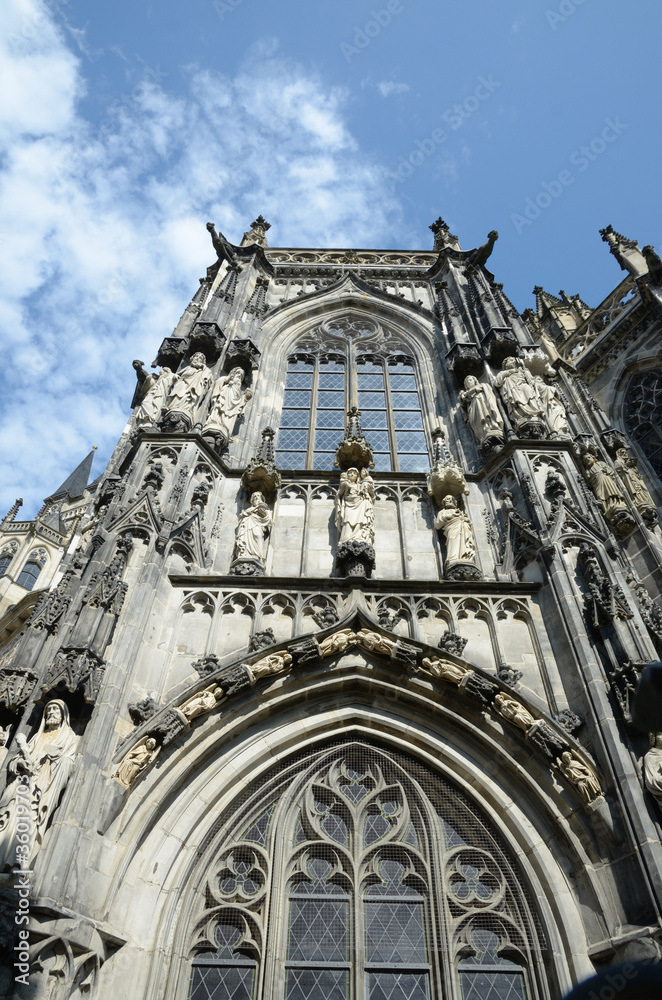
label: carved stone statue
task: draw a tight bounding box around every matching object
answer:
[459,375,504,447]
[494,357,545,434]
[535,377,571,438]
[644,733,662,806]
[582,453,635,536]
[493,692,535,731]
[232,491,272,572]
[335,468,375,545]
[319,629,358,657]
[0,700,78,869]
[115,737,159,788]
[355,628,396,656]
[162,352,212,429]
[180,684,225,722]
[203,366,253,450]
[557,751,602,804]
[134,366,173,426]
[248,651,292,682]
[434,496,479,579]
[614,449,658,526]
[421,656,469,685]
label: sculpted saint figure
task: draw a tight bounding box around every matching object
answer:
[421,656,469,685]
[0,700,78,869]
[249,651,292,681]
[319,629,358,658]
[557,751,601,804]
[494,357,544,426]
[643,733,662,806]
[493,692,535,731]
[614,449,657,518]
[582,454,630,521]
[134,366,173,426]
[203,367,253,445]
[163,352,212,421]
[459,375,504,444]
[180,684,225,722]
[434,496,477,566]
[115,737,159,788]
[335,468,375,545]
[356,628,396,656]
[234,491,273,565]
[535,377,571,438]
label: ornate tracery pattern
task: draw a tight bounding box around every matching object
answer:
[187,742,548,1000]
[624,369,662,480]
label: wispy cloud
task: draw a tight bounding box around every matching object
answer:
[377,81,410,97]
[0,1,404,515]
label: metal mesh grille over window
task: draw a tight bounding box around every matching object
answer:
[188,740,547,1000]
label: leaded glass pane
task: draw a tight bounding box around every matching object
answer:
[364,431,390,452]
[277,452,307,469]
[365,902,427,962]
[318,390,345,407]
[286,372,314,389]
[365,860,421,898]
[286,968,348,1000]
[398,455,429,473]
[361,410,388,429]
[318,372,345,389]
[459,971,527,1000]
[356,360,383,373]
[388,362,415,374]
[358,391,387,409]
[283,390,312,408]
[281,409,310,428]
[373,453,392,471]
[316,409,345,428]
[313,453,335,470]
[292,857,347,894]
[319,360,345,373]
[189,964,254,1000]
[278,429,309,450]
[367,972,429,1000]
[394,411,423,430]
[288,899,348,961]
[395,431,427,453]
[358,373,385,390]
[388,374,417,391]
[315,429,342,450]
[288,360,314,372]
[390,392,419,409]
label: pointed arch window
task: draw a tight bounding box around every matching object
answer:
[186,742,549,1000]
[624,369,662,480]
[0,555,12,578]
[17,560,42,590]
[276,351,429,473]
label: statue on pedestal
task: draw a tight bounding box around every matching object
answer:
[434,495,481,581]
[535,377,571,438]
[203,366,253,452]
[494,357,546,437]
[162,352,212,432]
[459,375,504,450]
[614,449,658,527]
[231,491,272,575]
[335,468,376,577]
[582,453,635,537]
[134,366,173,427]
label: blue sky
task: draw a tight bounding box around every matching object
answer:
[1,0,661,514]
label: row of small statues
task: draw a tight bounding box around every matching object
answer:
[232,470,476,575]
[134,354,252,448]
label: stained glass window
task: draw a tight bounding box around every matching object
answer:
[0,555,12,577]
[189,921,257,1000]
[459,927,527,1000]
[17,560,41,591]
[624,369,662,480]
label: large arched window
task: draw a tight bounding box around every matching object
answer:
[624,369,662,479]
[187,741,550,1000]
[276,351,428,473]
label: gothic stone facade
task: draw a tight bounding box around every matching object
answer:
[1,218,662,1000]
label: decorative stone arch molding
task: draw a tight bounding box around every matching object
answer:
[96,656,611,1000]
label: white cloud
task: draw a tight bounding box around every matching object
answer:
[0,2,404,515]
[377,81,410,98]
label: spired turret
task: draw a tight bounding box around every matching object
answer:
[2,216,662,999]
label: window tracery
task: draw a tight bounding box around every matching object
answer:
[624,369,662,479]
[187,742,548,1000]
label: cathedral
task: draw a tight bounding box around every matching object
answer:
[0,214,662,1000]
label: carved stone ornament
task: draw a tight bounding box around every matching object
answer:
[556,751,602,804]
[554,709,583,734]
[481,326,520,367]
[609,659,645,726]
[151,708,189,747]
[230,490,273,575]
[614,448,658,527]
[391,640,419,667]
[312,606,340,629]
[535,377,571,439]
[335,467,376,577]
[578,542,633,629]
[493,691,535,731]
[0,668,39,712]
[336,540,376,579]
[28,571,73,634]
[627,576,662,649]
[427,432,470,503]
[582,453,635,538]
[526,720,567,758]
[128,693,161,726]
[187,321,226,363]
[437,632,468,657]
[246,651,293,683]
[216,663,253,697]
[224,337,261,373]
[289,636,322,666]
[334,408,375,471]
[179,684,225,723]
[249,628,276,652]
[460,671,498,704]
[242,427,281,501]
[191,653,220,679]
[84,537,132,614]
[445,343,483,386]
[134,366,174,427]
[420,655,470,685]
[41,647,106,704]
[497,665,523,687]
[161,352,213,431]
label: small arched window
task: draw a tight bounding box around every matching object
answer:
[17,560,42,591]
[0,555,13,577]
[624,369,662,479]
